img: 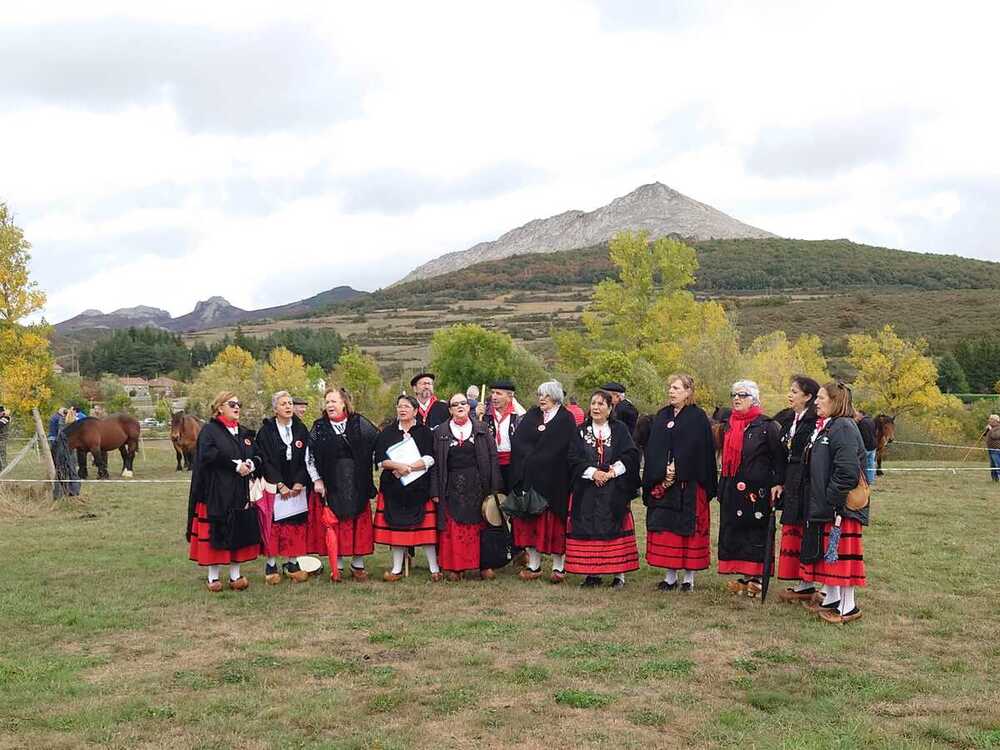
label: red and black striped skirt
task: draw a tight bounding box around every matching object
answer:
[645,484,711,571]
[188,501,260,565]
[437,506,484,571]
[566,510,639,575]
[799,518,866,587]
[511,509,566,555]
[373,493,437,547]
[777,523,803,580]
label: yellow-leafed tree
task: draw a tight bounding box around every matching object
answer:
[847,325,945,416]
[261,347,312,412]
[190,345,262,425]
[745,332,830,415]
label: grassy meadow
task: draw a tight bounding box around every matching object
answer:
[1,440,999,749]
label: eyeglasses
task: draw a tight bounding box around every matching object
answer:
[730,392,752,399]
[449,400,469,407]
[226,400,242,409]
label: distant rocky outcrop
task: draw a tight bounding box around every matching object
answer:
[397,182,776,283]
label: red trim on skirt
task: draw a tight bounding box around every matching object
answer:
[188,501,260,565]
[718,559,766,577]
[645,484,710,571]
[565,509,638,575]
[438,506,485,572]
[256,490,309,558]
[799,518,866,587]
[511,509,566,555]
[373,493,438,547]
[777,523,803,580]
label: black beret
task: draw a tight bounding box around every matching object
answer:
[601,382,626,393]
[489,379,516,392]
[410,372,435,387]
[292,397,309,405]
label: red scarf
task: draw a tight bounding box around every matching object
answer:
[451,416,470,445]
[721,405,762,476]
[218,415,239,429]
[329,412,348,423]
[492,401,515,448]
[418,395,437,421]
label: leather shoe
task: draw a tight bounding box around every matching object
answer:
[206,579,223,593]
[350,566,368,582]
[228,576,249,591]
[778,587,816,603]
[549,570,566,584]
[430,572,444,582]
[480,568,496,580]
[725,579,746,594]
[446,571,462,582]
[383,571,403,582]
[518,567,542,581]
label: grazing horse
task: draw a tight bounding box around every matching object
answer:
[170,412,203,471]
[64,415,141,479]
[874,414,896,476]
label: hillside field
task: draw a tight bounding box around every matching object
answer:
[1,442,999,749]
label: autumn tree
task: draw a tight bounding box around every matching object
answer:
[330,346,394,422]
[745,332,830,414]
[555,231,741,408]
[847,325,946,415]
[261,347,311,410]
[429,324,548,401]
[190,346,262,425]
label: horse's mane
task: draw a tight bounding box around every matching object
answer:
[63,416,97,436]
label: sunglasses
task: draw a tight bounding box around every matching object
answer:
[449,400,469,407]
[226,400,242,409]
[730,392,752,399]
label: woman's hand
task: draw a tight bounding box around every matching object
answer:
[475,402,486,419]
[314,479,326,498]
[236,461,252,477]
[593,470,610,486]
[277,482,290,497]
[291,483,304,494]
[770,485,784,506]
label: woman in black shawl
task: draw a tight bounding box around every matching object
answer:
[775,375,820,602]
[373,394,442,582]
[305,387,378,582]
[565,390,640,589]
[509,380,577,583]
[253,390,312,585]
[186,391,262,592]
[642,374,718,592]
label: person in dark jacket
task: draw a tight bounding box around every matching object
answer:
[373,394,442,582]
[411,372,451,428]
[565,390,641,589]
[186,391,262,592]
[603,382,639,435]
[0,405,10,470]
[717,379,786,597]
[476,379,525,492]
[854,409,878,484]
[254,391,312,585]
[509,380,577,583]
[642,374,718,592]
[306,387,380,581]
[429,394,503,580]
[800,382,868,624]
[775,376,820,603]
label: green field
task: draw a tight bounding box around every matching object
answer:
[2,441,999,749]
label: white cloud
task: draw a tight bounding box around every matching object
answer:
[3,0,998,324]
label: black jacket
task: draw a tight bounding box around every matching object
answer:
[255,417,311,488]
[777,407,819,526]
[186,419,262,550]
[428,418,502,530]
[568,419,640,539]
[612,398,639,435]
[375,421,435,528]
[416,398,450,429]
[804,417,868,525]
[308,413,379,519]
[509,406,576,519]
[482,407,522,449]
[642,404,718,500]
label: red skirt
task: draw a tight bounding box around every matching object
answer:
[777,523,803,580]
[307,499,374,557]
[373,493,437,547]
[645,484,711,571]
[256,490,309,558]
[511,509,566,555]
[718,559,766,577]
[799,519,866,587]
[305,492,330,555]
[566,510,639,575]
[438,506,485,572]
[188,501,260,565]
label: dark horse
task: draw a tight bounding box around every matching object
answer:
[170,412,203,471]
[710,406,732,459]
[874,414,896,476]
[64,415,141,479]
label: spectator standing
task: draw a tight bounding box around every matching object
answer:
[984,415,1000,482]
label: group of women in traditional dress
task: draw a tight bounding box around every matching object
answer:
[186,371,869,624]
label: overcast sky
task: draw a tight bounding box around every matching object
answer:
[4,1,999,323]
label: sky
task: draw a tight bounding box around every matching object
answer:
[4,1,999,323]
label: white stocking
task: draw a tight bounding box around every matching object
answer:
[390,547,406,575]
[839,586,856,615]
[208,565,220,582]
[266,556,276,567]
[664,569,678,585]
[526,546,542,570]
[551,553,565,573]
[822,584,841,605]
[614,572,625,582]
[351,555,365,570]
[793,580,813,592]
[228,564,241,581]
[682,570,694,587]
[422,545,440,574]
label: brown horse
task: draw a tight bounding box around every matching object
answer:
[64,415,141,479]
[874,414,896,476]
[170,412,203,471]
[710,406,731,459]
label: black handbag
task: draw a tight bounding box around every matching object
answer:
[479,524,511,569]
[500,487,549,519]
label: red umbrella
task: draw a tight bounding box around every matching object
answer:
[321,506,340,582]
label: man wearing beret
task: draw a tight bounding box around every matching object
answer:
[292,397,309,422]
[411,372,450,429]
[603,382,639,434]
[475,379,525,493]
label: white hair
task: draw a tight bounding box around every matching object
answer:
[271,390,292,410]
[537,380,565,404]
[466,385,480,399]
[731,379,761,406]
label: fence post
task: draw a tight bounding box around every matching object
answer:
[32,408,57,499]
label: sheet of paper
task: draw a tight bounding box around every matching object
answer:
[386,435,426,486]
[273,487,308,521]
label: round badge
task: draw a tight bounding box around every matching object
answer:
[538,424,546,432]
[294,440,304,449]
[244,438,252,446]
[754,511,764,520]
[736,510,743,517]
[666,420,675,429]
[736,481,746,492]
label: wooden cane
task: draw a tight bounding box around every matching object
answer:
[961,432,987,463]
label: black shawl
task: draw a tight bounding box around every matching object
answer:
[777,406,818,525]
[509,406,577,519]
[254,416,311,524]
[429,418,503,529]
[567,419,640,539]
[374,421,435,528]
[308,413,378,519]
[185,419,261,550]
